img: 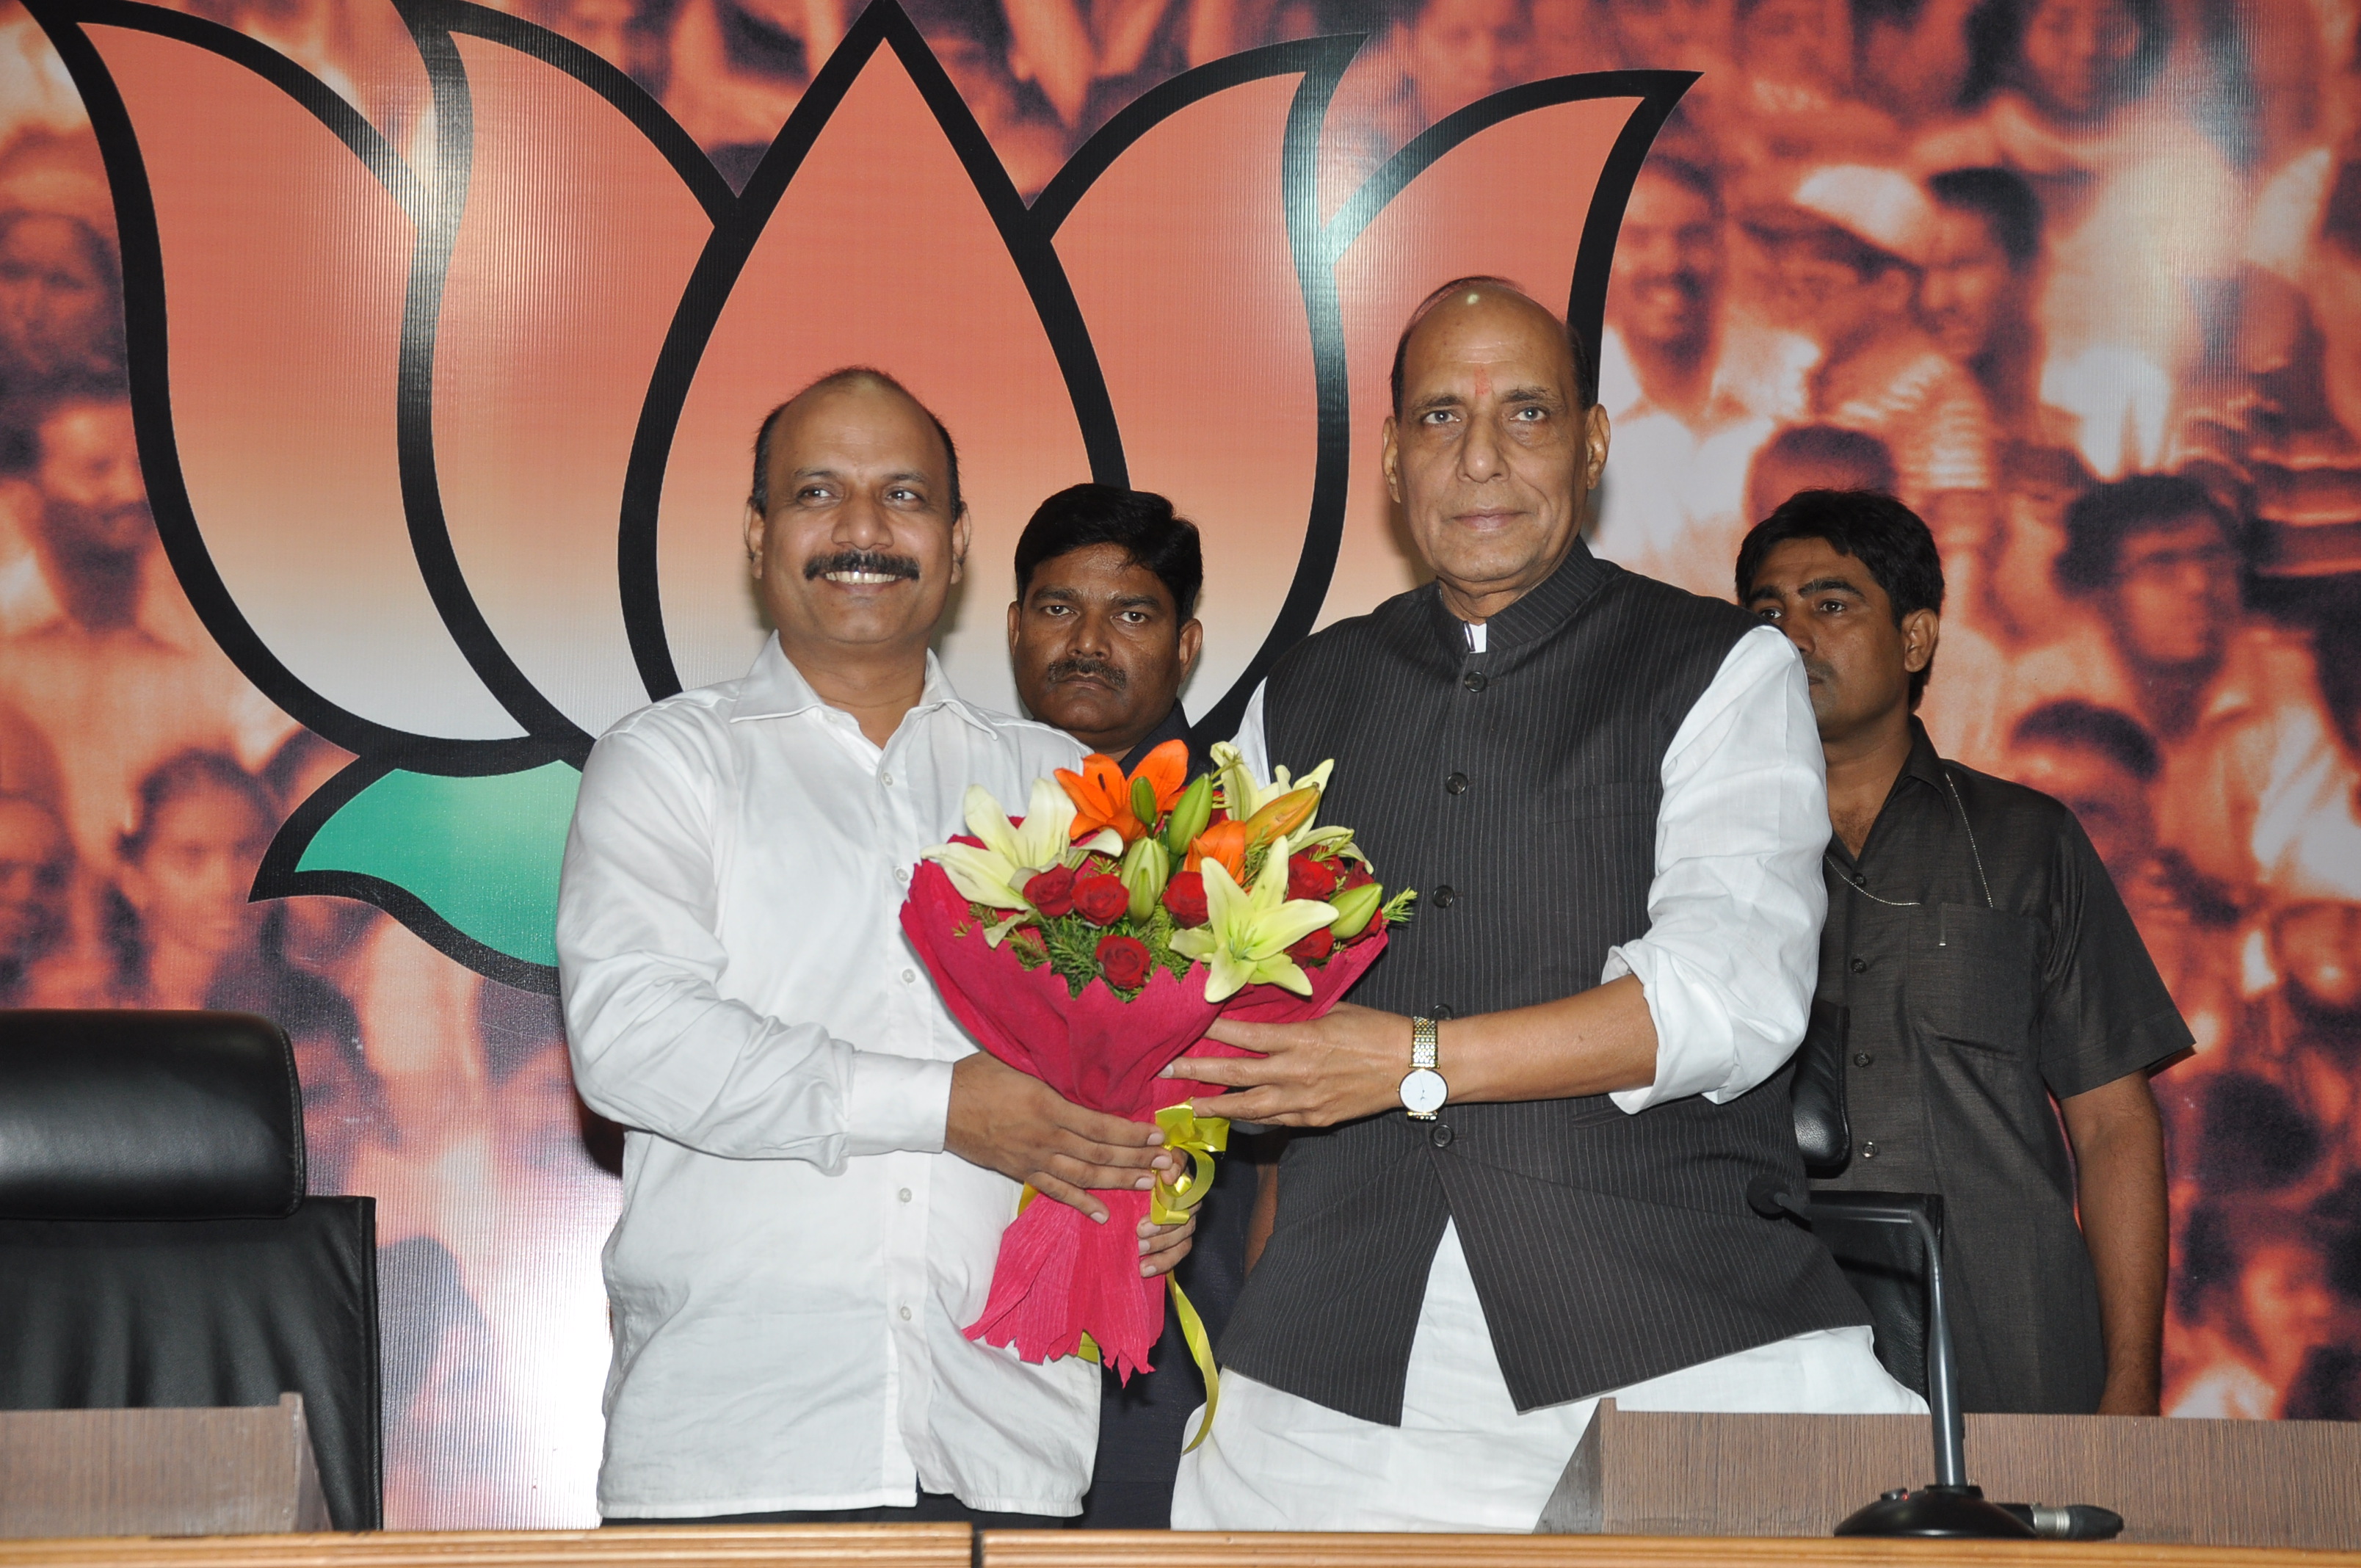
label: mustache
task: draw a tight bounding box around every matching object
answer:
[804,549,921,582]
[1045,656,1127,689]
[1799,654,1838,686]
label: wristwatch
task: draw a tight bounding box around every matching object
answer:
[1401,1015,1448,1119]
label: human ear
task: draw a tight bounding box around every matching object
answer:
[1381,415,1402,504]
[1582,403,1612,490]
[1177,618,1203,680]
[949,509,973,587]
[742,504,766,576]
[1902,607,1940,672]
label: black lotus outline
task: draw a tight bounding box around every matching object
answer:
[26,0,1691,991]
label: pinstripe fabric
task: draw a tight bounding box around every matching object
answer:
[1219,540,1868,1426]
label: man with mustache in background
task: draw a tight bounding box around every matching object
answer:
[1006,482,1258,1528]
[557,369,1194,1526]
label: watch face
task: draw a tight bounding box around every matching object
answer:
[1401,1067,1448,1116]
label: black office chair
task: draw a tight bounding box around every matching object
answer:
[0,1010,382,1530]
[1765,999,2030,1538]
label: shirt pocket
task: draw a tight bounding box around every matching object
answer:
[1905,902,2039,1056]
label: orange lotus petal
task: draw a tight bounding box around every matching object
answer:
[1057,754,1145,843]
[1189,820,1249,884]
[1131,738,1190,815]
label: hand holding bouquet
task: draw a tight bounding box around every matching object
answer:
[900,738,1411,1411]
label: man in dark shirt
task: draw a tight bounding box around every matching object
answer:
[1006,483,1235,1526]
[1739,487,2188,1414]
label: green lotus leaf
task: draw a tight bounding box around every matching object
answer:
[297,762,580,971]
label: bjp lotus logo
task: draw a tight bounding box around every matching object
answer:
[29,0,1683,990]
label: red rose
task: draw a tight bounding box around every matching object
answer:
[1073,873,1131,926]
[1162,871,1208,926]
[1286,928,1335,964]
[1096,934,1152,990]
[1340,860,1375,890]
[1023,865,1076,918]
[1287,852,1340,901]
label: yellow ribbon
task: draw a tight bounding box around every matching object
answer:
[1150,1103,1228,1451]
[1016,1104,1231,1451]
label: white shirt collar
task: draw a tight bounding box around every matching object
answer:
[730,635,993,736]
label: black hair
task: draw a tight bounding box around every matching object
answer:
[1964,0,2169,110]
[1927,166,2044,269]
[2010,699,2161,780]
[747,366,963,520]
[1013,484,1204,623]
[118,748,275,866]
[2053,472,2236,595]
[1389,275,1599,413]
[1736,488,1945,705]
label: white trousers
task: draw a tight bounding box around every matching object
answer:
[1170,1222,1925,1532]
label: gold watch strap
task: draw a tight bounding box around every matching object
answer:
[1411,1015,1437,1070]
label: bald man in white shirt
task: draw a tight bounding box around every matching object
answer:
[557,368,1194,1525]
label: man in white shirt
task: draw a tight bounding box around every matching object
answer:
[1164,280,1921,1532]
[557,369,1193,1524]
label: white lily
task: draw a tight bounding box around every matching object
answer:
[1209,742,1335,835]
[1169,831,1341,1001]
[926,780,1122,939]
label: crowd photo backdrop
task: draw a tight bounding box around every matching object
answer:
[0,0,2357,1524]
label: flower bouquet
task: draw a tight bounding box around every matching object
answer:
[901,737,1411,1419]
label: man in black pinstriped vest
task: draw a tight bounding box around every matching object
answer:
[1163,278,1921,1532]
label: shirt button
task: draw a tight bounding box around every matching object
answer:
[1852,1051,1874,1067]
[1860,1141,1879,1160]
[1445,772,1468,795]
[1434,885,1457,909]
[1462,670,1487,693]
[895,866,910,884]
[899,1305,913,1321]
[1849,956,1868,973]
[880,770,895,786]
[1429,1122,1454,1148]
[902,968,917,984]
[898,1188,913,1203]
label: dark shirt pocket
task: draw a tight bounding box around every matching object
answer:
[1906,903,2039,1056]
[1539,778,1657,822]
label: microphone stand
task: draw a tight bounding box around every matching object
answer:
[1752,1182,2034,1539]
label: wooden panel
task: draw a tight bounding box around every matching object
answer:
[979,1531,2361,1568]
[0,1397,327,1539]
[0,1526,973,1567]
[1536,1403,2361,1548]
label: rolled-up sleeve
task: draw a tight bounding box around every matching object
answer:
[1605,625,1830,1111]
[555,722,952,1169]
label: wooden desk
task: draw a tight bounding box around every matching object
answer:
[0,1530,2354,1568]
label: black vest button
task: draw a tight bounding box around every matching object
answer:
[1434,885,1457,908]
[1462,670,1487,692]
[1446,772,1468,794]
[1849,956,1867,972]
[1852,1051,1874,1067]
[1431,1003,1455,1020]
[1429,1122,1454,1148]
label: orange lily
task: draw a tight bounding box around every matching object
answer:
[1188,819,1250,883]
[1056,738,1192,844]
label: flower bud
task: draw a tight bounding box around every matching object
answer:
[1328,880,1384,940]
[1120,836,1170,921]
[1161,776,1214,857]
[1131,774,1160,831]
[1243,785,1319,846]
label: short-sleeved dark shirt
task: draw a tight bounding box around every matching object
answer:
[1811,721,2190,1414]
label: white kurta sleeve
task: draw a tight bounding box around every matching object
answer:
[556,723,953,1169]
[1604,624,1830,1111]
